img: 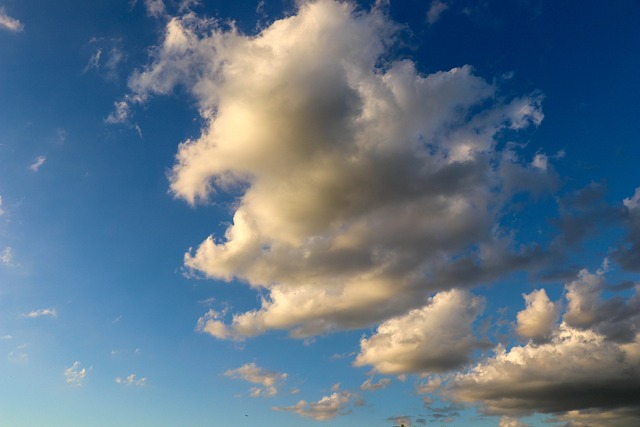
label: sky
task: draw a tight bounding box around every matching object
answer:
[1,0,640,426]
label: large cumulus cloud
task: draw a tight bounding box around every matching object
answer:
[446,268,640,426]
[124,0,547,339]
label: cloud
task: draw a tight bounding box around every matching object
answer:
[446,269,640,424]
[515,288,559,341]
[115,374,147,386]
[0,247,12,266]
[144,0,166,17]
[388,415,413,426]
[105,101,132,124]
[612,187,640,271]
[224,362,287,397]
[64,361,88,386]
[8,345,28,363]
[29,156,46,172]
[274,387,355,420]
[20,308,58,319]
[360,376,391,391]
[0,195,4,216]
[84,38,126,81]
[354,289,484,374]
[499,417,530,427]
[0,7,23,32]
[121,0,548,340]
[427,0,448,25]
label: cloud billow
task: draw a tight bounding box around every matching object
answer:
[122,0,548,340]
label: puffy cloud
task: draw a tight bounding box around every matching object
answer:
[123,0,546,339]
[115,374,147,386]
[449,324,640,416]
[499,417,529,427]
[224,362,287,397]
[29,156,46,172]
[427,0,448,25]
[64,361,88,386]
[274,388,355,420]
[0,7,23,32]
[563,264,640,342]
[447,269,640,424]
[563,266,607,329]
[354,289,484,374]
[20,308,58,319]
[515,289,559,341]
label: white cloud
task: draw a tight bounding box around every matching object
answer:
[0,195,4,216]
[1,335,12,340]
[449,324,640,416]
[115,374,147,386]
[427,0,448,25]
[0,7,23,32]
[274,388,355,420]
[29,156,46,172]
[121,0,546,340]
[530,153,548,171]
[64,361,88,386]
[0,247,12,265]
[105,101,131,124]
[20,308,58,319]
[224,362,287,397]
[515,289,559,341]
[360,376,391,391]
[499,416,529,427]
[447,270,640,424]
[144,0,166,17]
[354,289,484,374]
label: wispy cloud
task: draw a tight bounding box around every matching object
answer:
[64,361,88,386]
[426,0,448,25]
[224,363,287,397]
[144,0,166,17]
[29,156,46,172]
[0,7,23,32]
[360,376,391,391]
[8,344,28,363]
[115,373,147,386]
[20,308,58,319]
[0,194,4,216]
[0,247,12,266]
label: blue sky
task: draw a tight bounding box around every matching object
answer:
[1,1,640,426]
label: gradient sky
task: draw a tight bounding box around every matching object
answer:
[1,1,640,426]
